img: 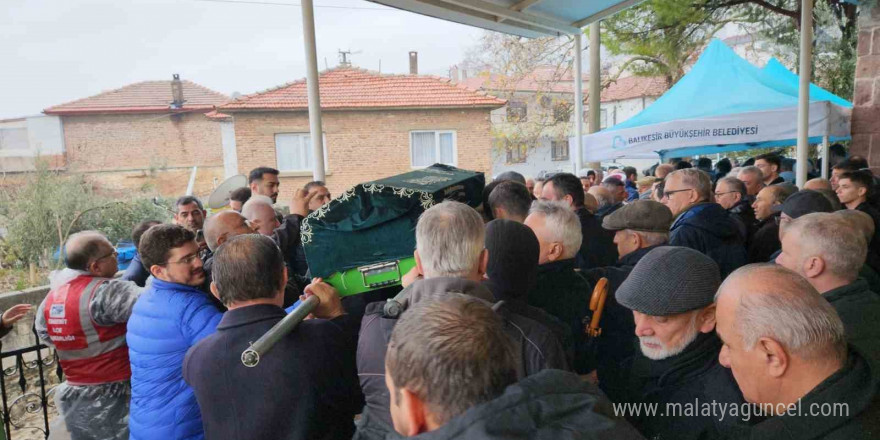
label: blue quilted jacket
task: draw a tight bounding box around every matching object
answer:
[127,278,223,440]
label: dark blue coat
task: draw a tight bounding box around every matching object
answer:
[575,207,618,271]
[670,203,747,278]
[183,304,363,440]
[120,253,151,287]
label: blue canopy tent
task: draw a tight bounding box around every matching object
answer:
[576,39,852,169]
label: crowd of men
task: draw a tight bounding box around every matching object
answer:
[22,151,880,439]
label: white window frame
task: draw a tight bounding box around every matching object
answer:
[274,132,328,173]
[551,139,569,162]
[409,130,457,168]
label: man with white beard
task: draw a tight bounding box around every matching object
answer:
[612,246,745,440]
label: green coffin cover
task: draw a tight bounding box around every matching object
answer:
[301,164,485,279]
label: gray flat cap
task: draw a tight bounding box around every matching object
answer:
[602,200,673,232]
[617,246,720,316]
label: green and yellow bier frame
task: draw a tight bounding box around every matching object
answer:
[301,164,485,297]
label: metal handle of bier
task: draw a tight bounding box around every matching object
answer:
[382,289,409,318]
[241,295,321,367]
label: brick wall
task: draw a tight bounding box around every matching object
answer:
[853,6,880,166]
[61,112,223,172]
[231,108,494,203]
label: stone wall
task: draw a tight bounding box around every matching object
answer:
[852,5,880,166]
[0,285,52,352]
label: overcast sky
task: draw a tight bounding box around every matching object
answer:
[0,0,485,119]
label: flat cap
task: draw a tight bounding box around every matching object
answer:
[636,176,658,187]
[602,200,673,232]
[617,246,720,316]
[772,190,833,219]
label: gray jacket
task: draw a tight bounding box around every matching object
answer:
[355,277,569,436]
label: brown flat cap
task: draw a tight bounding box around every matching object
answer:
[636,176,658,187]
[602,200,673,232]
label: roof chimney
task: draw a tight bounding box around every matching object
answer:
[449,65,460,82]
[171,74,185,109]
[409,51,418,75]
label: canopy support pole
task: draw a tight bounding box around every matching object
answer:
[574,31,584,173]
[586,21,601,170]
[301,0,326,182]
[821,135,829,179]
[795,0,813,188]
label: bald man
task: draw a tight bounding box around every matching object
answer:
[716,264,880,437]
[202,210,308,308]
[583,193,599,215]
[35,231,142,440]
[588,186,616,218]
[242,195,280,235]
[204,211,257,253]
[654,163,674,179]
[804,178,833,192]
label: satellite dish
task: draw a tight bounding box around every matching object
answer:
[208,175,248,209]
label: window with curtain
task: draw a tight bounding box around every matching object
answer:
[275,133,326,172]
[551,140,569,161]
[410,131,456,167]
[506,145,526,164]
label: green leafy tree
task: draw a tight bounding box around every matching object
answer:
[0,160,170,274]
[735,0,858,99]
[601,0,752,87]
[461,33,580,157]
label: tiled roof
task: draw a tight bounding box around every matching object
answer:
[460,73,577,94]
[600,76,668,102]
[205,110,232,120]
[219,67,506,111]
[44,80,229,115]
[461,68,668,103]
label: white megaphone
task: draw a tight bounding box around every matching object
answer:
[207,175,248,210]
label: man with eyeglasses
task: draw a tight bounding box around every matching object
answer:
[35,231,143,440]
[715,176,756,246]
[663,169,747,277]
[126,224,223,440]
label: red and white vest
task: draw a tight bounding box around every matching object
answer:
[43,275,130,386]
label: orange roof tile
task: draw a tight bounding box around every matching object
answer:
[461,69,574,93]
[599,76,668,102]
[205,110,232,120]
[44,80,229,115]
[219,68,506,111]
[461,68,668,103]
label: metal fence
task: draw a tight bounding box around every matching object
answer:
[0,326,61,440]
